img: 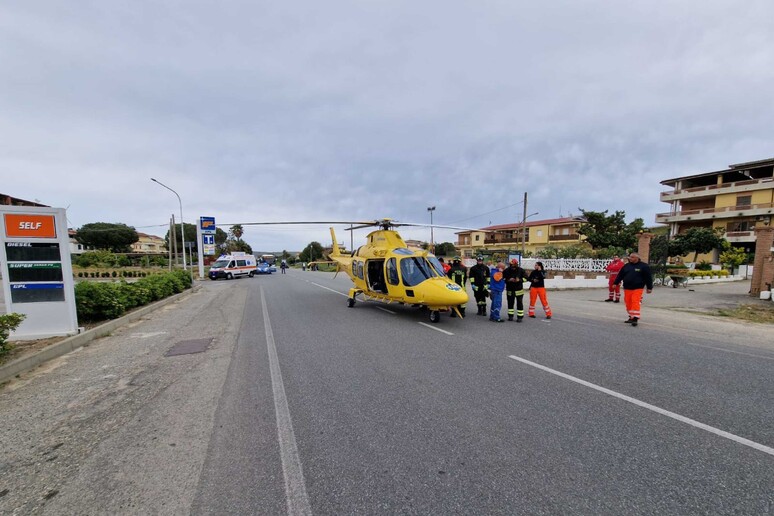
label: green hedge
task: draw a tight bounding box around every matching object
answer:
[75,270,193,322]
[0,313,26,355]
[687,270,729,278]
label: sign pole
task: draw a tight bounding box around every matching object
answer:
[196,220,204,279]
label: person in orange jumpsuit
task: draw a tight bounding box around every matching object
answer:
[613,253,653,327]
[527,261,552,319]
[605,255,624,302]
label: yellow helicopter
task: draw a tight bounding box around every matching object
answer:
[233,218,471,323]
[326,219,469,323]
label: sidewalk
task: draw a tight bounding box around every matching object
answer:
[557,279,769,314]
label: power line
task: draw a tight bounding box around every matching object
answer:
[446,201,525,225]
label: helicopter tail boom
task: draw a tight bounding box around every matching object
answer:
[329,227,341,257]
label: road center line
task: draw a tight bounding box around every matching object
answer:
[418,322,454,335]
[310,281,348,297]
[507,354,774,457]
[375,307,396,314]
[261,287,312,515]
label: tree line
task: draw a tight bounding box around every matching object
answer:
[74,222,255,256]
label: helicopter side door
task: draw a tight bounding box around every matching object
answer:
[366,259,388,294]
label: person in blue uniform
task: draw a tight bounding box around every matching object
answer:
[489,262,506,322]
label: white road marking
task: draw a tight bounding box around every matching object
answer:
[507,355,774,457]
[311,282,348,297]
[418,322,454,335]
[260,288,312,515]
[375,307,396,314]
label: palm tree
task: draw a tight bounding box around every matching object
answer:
[229,224,244,242]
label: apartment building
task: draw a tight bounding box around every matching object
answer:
[657,158,774,254]
[456,216,586,258]
[131,232,167,254]
[0,193,48,207]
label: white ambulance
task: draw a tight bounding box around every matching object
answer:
[208,252,257,280]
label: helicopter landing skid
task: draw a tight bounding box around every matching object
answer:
[346,288,362,308]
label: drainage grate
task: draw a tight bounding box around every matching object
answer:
[165,338,213,357]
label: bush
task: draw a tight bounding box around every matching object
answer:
[75,282,127,321]
[0,313,26,355]
[74,270,192,322]
[696,261,713,271]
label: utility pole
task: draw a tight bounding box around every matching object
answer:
[427,206,436,253]
[521,192,528,260]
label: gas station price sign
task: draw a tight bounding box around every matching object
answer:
[0,207,78,339]
[5,242,62,261]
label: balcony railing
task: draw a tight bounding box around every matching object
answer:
[655,202,774,222]
[725,231,756,243]
[660,177,774,200]
[548,234,581,241]
[483,237,527,245]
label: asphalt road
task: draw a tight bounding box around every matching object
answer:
[1,271,772,515]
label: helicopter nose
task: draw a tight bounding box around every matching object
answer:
[423,278,469,306]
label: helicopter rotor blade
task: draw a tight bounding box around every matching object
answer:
[218,221,374,227]
[217,219,509,233]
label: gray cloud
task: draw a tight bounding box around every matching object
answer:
[2,0,773,251]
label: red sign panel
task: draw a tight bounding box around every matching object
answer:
[4,214,57,238]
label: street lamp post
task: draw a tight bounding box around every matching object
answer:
[427,206,436,253]
[151,178,187,270]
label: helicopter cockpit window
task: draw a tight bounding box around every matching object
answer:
[357,261,364,279]
[428,256,445,276]
[393,248,413,255]
[400,257,435,286]
[352,262,357,277]
[386,258,399,285]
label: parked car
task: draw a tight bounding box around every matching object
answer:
[255,262,273,275]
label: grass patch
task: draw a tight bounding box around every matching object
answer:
[716,304,774,324]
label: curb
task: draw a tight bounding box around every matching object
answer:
[0,285,201,385]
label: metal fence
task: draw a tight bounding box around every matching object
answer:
[522,258,610,273]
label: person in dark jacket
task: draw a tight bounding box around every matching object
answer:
[613,252,653,327]
[468,256,490,316]
[503,259,529,321]
[527,261,552,319]
[447,257,468,317]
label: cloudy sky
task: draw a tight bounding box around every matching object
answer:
[2,1,773,252]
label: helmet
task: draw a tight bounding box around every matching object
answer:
[476,255,484,261]
[453,256,461,262]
